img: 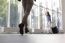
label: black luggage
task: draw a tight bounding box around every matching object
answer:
[51,26,59,34]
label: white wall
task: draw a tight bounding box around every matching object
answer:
[62,0,65,33]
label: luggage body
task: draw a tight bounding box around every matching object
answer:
[51,26,59,34]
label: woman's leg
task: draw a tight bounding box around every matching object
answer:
[19,0,33,35]
[22,1,33,33]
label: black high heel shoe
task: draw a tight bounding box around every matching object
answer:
[25,27,29,33]
[19,23,24,35]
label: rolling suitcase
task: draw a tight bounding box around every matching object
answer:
[51,26,59,34]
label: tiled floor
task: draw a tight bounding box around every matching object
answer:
[0,34,65,43]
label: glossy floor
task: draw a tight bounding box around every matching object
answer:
[0,34,65,43]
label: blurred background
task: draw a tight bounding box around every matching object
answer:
[0,0,64,34]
